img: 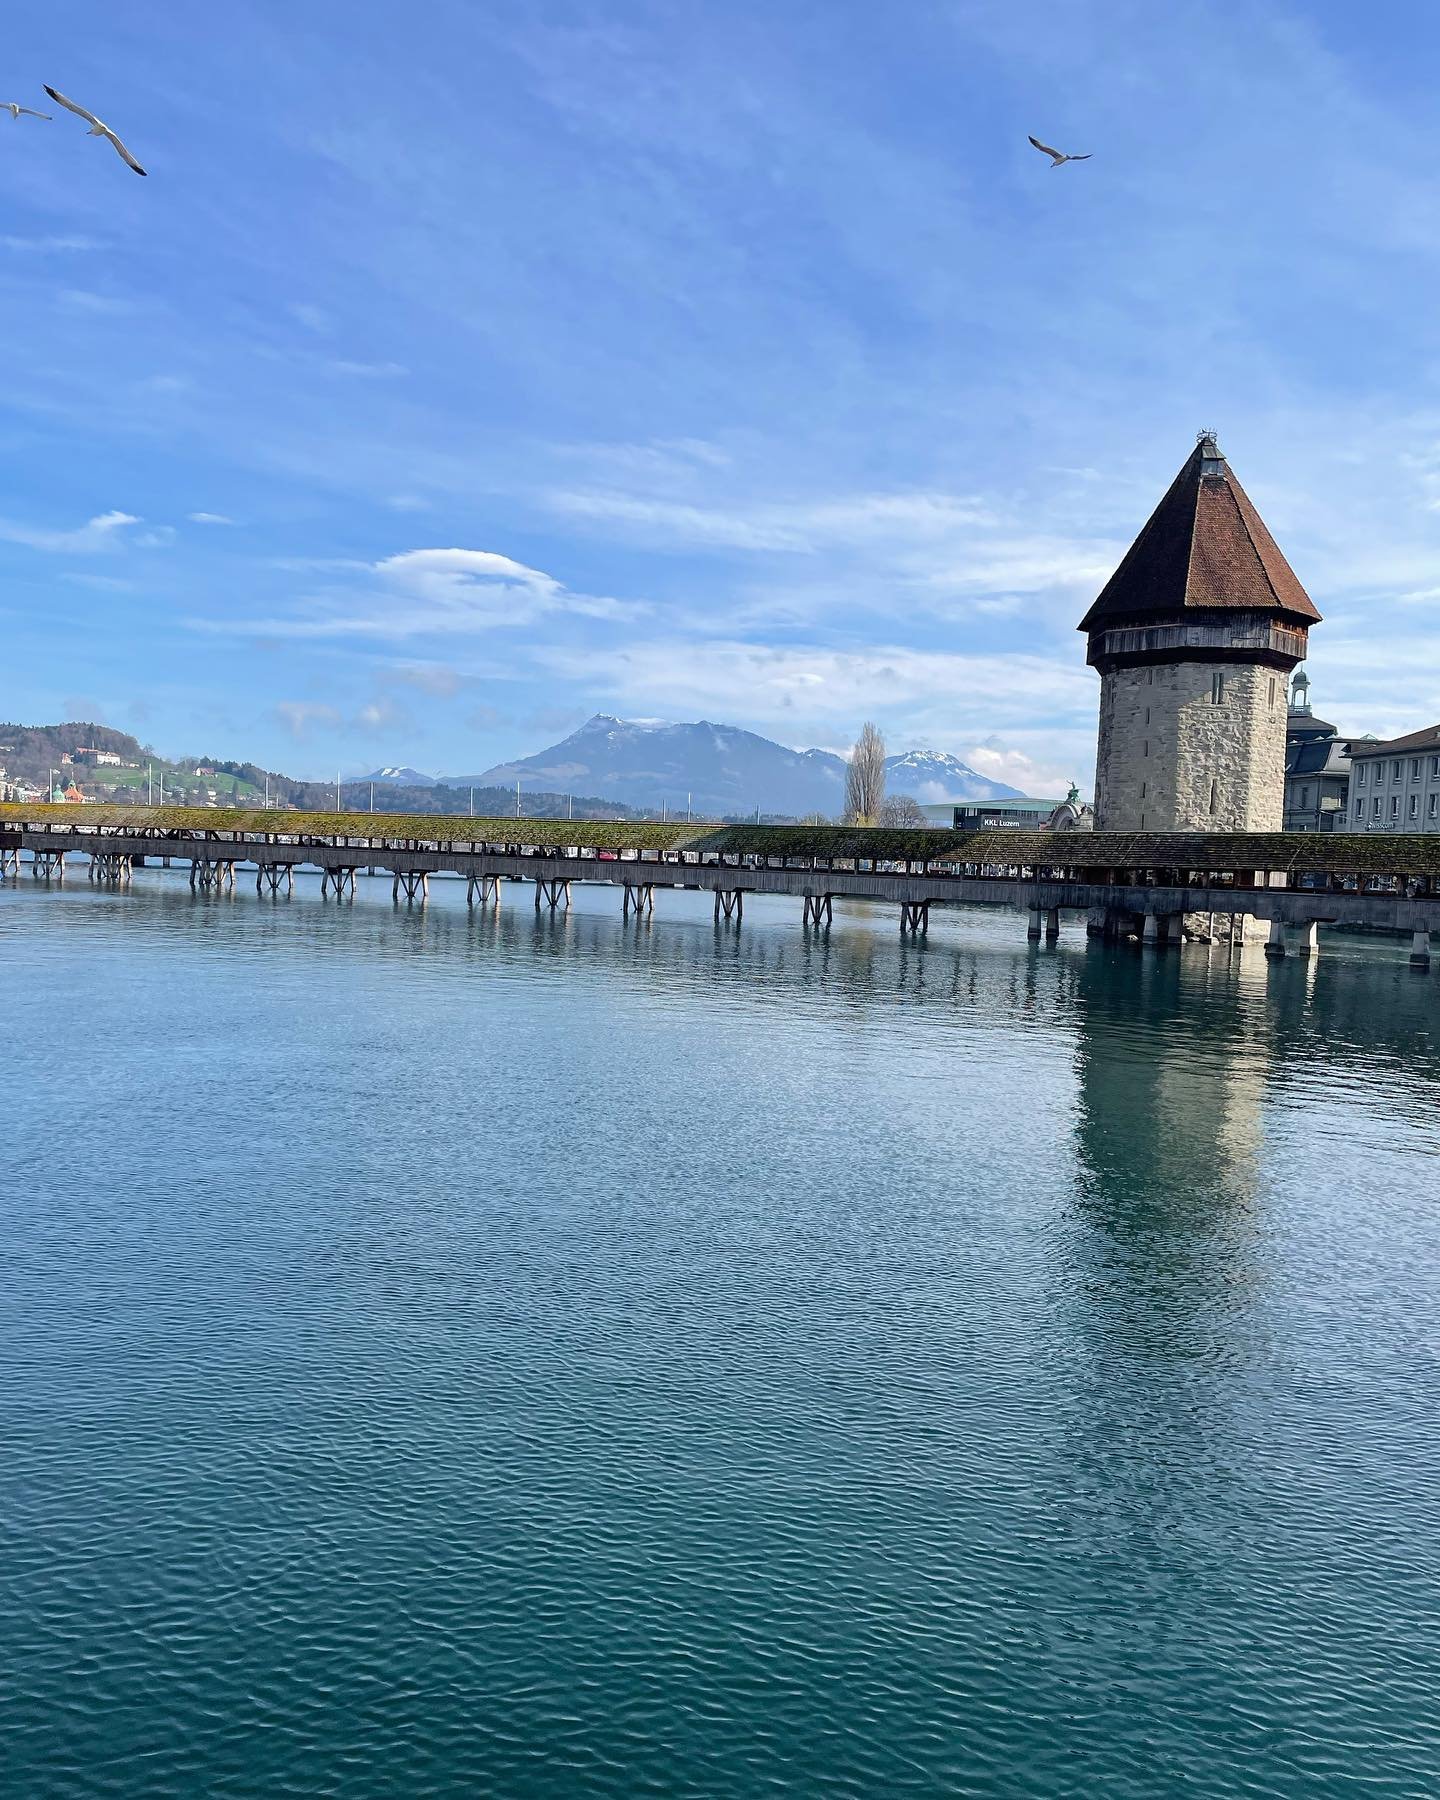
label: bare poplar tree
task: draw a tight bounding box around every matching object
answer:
[843,721,887,825]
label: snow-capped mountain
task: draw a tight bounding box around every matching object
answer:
[441,716,1022,820]
[882,750,1020,805]
[364,766,437,787]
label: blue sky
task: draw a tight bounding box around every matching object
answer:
[3,0,1439,792]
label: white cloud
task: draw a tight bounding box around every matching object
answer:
[188,511,236,527]
[548,487,994,553]
[274,701,343,738]
[963,740,1080,800]
[355,696,408,730]
[0,509,141,553]
[1,234,101,252]
[325,359,408,379]
[62,573,137,592]
[387,662,462,698]
[537,637,1097,767]
[195,546,646,642]
[289,303,330,334]
[58,289,133,315]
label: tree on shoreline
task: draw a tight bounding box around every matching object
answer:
[843,722,886,826]
[879,792,925,828]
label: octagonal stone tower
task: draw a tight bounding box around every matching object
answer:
[1081,434,1321,832]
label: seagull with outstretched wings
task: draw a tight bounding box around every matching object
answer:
[1029,134,1090,168]
[2,102,52,120]
[43,85,146,175]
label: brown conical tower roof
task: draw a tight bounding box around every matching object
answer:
[1078,435,1320,632]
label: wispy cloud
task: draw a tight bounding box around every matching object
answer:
[289,304,330,334]
[58,290,135,315]
[194,546,647,642]
[1,234,102,253]
[0,510,141,553]
[538,636,1096,746]
[548,488,995,553]
[274,701,343,739]
[325,360,408,379]
[187,511,236,527]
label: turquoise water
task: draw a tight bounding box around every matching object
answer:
[3,869,1439,1797]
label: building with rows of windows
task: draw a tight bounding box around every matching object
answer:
[1283,671,1353,832]
[1346,725,1440,833]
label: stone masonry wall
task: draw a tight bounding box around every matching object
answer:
[1094,660,1288,831]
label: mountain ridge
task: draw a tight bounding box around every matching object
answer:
[442,714,1024,819]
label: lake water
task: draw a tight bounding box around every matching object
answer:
[3,867,1439,1798]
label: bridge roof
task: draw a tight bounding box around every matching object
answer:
[1079,435,1321,631]
[5,805,1440,877]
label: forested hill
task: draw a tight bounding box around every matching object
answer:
[0,722,643,820]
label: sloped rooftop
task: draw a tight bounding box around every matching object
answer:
[1080,436,1321,631]
[1347,723,1440,757]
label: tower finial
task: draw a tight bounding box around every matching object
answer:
[1197,429,1224,475]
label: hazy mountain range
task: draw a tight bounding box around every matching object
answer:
[375,715,1024,818]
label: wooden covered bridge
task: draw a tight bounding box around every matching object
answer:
[3,805,1440,964]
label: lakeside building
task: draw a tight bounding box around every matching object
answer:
[949,798,1058,830]
[1080,432,1318,833]
[1283,671,1353,832]
[918,795,1093,831]
[1346,726,1440,834]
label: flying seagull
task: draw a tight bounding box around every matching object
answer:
[43,86,146,175]
[3,102,52,120]
[1028,134,1090,168]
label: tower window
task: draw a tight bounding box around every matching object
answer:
[1373,797,1382,819]
[1144,706,1150,725]
[1409,794,1420,820]
[1209,779,1218,815]
[1268,677,1277,707]
[1210,673,1225,705]
[1140,782,1146,799]
[1412,758,1422,781]
[1357,764,1367,787]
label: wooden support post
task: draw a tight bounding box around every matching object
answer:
[900,899,929,935]
[802,893,833,929]
[393,870,429,904]
[1045,906,1061,940]
[89,852,133,884]
[623,882,655,918]
[1410,929,1432,969]
[714,888,744,924]
[1028,904,1043,941]
[257,863,294,895]
[466,873,500,908]
[535,877,572,912]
